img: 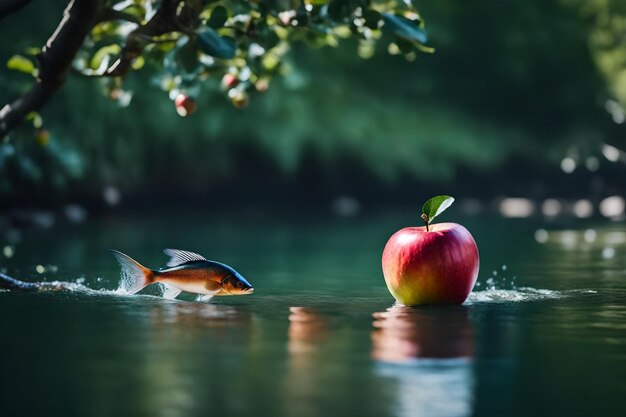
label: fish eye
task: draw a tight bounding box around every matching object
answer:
[236,281,244,288]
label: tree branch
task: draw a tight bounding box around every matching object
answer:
[0,0,33,21]
[0,0,197,136]
[105,0,183,76]
[0,271,41,290]
[96,8,141,25]
[0,271,77,291]
[0,0,100,138]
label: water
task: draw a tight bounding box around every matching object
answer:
[1,209,625,417]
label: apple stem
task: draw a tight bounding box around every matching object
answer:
[421,213,430,232]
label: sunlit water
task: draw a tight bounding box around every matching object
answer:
[1,210,625,417]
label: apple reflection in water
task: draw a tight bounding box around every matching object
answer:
[372,304,475,361]
[372,305,476,417]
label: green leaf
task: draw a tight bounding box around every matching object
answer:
[197,28,236,59]
[26,112,43,129]
[263,31,281,50]
[328,0,351,22]
[7,55,35,75]
[381,13,428,44]
[395,38,415,55]
[90,45,121,70]
[363,9,381,30]
[207,6,228,29]
[177,38,200,72]
[422,195,455,223]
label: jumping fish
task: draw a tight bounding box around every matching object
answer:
[111,248,254,299]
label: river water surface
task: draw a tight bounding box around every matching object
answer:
[1,209,625,417]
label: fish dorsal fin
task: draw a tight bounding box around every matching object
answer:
[163,248,207,267]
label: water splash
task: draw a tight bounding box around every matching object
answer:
[467,287,563,304]
[469,264,558,303]
[468,263,596,304]
[474,264,517,291]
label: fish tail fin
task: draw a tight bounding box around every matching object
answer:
[110,250,155,294]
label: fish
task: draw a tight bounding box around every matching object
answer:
[111,248,254,299]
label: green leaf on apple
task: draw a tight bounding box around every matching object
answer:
[422,195,455,227]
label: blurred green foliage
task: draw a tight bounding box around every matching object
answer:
[563,0,626,109]
[0,0,624,206]
[4,0,431,117]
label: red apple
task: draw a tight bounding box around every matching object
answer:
[382,222,479,305]
[174,94,196,117]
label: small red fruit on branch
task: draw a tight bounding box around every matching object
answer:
[174,94,197,117]
[221,73,239,90]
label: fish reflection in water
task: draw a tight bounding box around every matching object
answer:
[283,307,329,417]
[372,305,475,417]
[149,301,253,330]
[288,306,328,354]
[117,303,254,417]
